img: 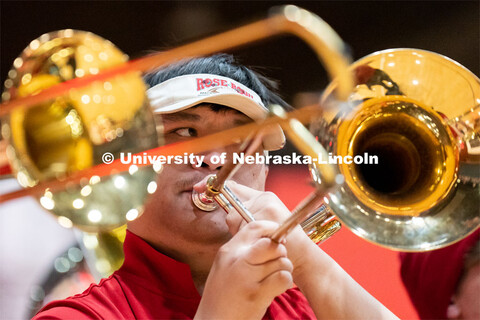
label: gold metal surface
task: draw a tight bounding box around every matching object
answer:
[1,30,159,231]
[1,7,478,255]
[0,5,353,114]
[337,96,457,216]
[1,5,352,224]
[312,49,480,250]
[79,225,126,279]
[308,220,342,244]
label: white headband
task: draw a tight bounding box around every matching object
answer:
[147,74,285,151]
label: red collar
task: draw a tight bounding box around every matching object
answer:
[117,230,201,300]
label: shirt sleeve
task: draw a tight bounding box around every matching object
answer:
[32,301,102,320]
[265,287,317,319]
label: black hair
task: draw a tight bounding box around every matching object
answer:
[144,54,288,108]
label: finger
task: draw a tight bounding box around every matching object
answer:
[232,220,280,244]
[256,257,293,283]
[225,180,263,203]
[226,182,289,219]
[226,209,246,236]
[259,270,293,299]
[244,238,287,265]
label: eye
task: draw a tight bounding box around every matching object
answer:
[173,128,197,137]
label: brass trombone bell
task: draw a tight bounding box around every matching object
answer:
[311,49,480,251]
[193,49,480,251]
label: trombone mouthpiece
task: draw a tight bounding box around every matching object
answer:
[191,190,217,212]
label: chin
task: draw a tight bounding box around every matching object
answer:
[188,209,231,243]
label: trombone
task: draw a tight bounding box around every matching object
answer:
[0,5,351,241]
[192,47,480,251]
[1,5,479,272]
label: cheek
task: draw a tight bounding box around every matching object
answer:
[132,167,180,223]
[128,188,165,230]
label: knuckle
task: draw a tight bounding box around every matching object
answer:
[250,192,275,208]
[247,221,263,230]
[243,249,258,264]
[276,270,293,287]
[254,198,286,221]
[255,237,272,249]
[247,220,276,232]
[279,257,293,272]
[262,201,277,213]
[262,191,277,199]
[276,243,287,256]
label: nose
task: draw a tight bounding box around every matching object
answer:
[193,150,225,171]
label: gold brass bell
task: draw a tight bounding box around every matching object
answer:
[1,30,160,231]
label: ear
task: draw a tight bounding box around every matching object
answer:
[447,300,461,319]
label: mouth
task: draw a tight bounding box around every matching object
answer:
[175,175,221,211]
[180,189,193,197]
[178,175,213,196]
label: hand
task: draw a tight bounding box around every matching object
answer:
[220,182,400,320]
[223,180,315,270]
[195,221,293,320]
[193,177,315,278]
[194,179,399,319]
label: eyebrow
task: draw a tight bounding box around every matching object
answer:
[158,112,202,123]
[233,118,253,126]
[158,111,253,126]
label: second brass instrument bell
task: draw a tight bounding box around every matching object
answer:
[1,30,160,231]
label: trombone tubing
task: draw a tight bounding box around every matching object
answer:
[208,133,264,196]
[0,5,353,116]
[0,105,322,203]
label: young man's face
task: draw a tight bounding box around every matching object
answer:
[128,105,269,255]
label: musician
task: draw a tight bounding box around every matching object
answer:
[34,55,397,319]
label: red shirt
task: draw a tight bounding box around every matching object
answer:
[34,231,316,319]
